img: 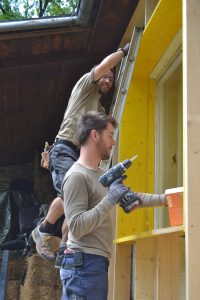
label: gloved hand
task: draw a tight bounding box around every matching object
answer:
[122,43,130,56]
[106,176,130,205]
[118,43,130,57]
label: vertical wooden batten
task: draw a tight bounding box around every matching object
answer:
[183,0,200,298]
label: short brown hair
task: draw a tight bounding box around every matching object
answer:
[77,111,118,145]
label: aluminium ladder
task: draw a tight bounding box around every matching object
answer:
[101,27,143,171]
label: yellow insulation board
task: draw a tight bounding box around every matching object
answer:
[116,0,182,240]
[117,77,155,238]
[134,0,182,77]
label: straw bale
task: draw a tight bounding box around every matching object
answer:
[8,258,27,281]
[34,162,56,204]
[20,254,62,300]
[6,280,20,300]
[5,257,27,300]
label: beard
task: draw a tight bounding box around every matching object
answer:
[98,86,109,95]
[98,82,112,95]
[97,139,111,161]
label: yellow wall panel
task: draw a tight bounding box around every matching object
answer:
[116,0,182,240]
[116,77,155,238]
[134,0,182,77]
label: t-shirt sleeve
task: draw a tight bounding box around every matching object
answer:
[71,70,95,95]
[63,172,113,239]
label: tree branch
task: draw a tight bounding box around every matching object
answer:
[0,4,7,15]
[39,0,51,17]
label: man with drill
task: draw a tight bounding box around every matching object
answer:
[60,111,129,299]
[60,111,167,300]
[32,42,130,266]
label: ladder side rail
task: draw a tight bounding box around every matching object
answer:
[101,27,143,171]
[112,27,143,128]
[109,56,127,114]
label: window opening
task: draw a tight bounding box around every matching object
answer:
[0,0,80,22]
[155,54,183,228]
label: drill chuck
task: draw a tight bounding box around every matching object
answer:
[99,155,138,187]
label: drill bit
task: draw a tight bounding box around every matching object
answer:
[130,154,138,162]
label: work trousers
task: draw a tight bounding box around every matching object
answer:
[49,143,79,196]
[60,252,109,300]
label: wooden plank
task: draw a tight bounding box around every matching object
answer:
[134,232,185,300]
[157,232,185,300]
[112,244,132,300]
[134,238,156,299]
[183,1,200,299]
[108,138,119,300]
[108,243,116,300]
[114,225,184,244]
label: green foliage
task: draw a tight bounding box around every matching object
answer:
[0,0,79,21]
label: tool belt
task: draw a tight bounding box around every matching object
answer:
[40,139,79,170]
[54,139,80,155]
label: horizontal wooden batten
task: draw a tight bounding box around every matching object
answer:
[114,225,184,244]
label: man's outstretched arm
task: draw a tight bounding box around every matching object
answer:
[93,43,130,81]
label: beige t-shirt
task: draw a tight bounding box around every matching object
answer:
[62,162,114,259]
[57,71,105,145]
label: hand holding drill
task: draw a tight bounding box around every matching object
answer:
[101,156,143,213]
[106,176,130,205]
[100,156,166,214]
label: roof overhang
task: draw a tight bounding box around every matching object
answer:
[0,0,100,32]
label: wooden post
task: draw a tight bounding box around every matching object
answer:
[183,0,200,298]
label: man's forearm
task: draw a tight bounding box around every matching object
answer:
[136,192,167,207]
[95,51,123,76]
[93,45,128,81]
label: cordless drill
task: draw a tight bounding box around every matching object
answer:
[99,156,142,213]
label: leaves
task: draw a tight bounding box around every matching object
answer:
[0,0,79,21]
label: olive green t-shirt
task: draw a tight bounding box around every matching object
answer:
[62,162,114,259]
[57,70,105,145]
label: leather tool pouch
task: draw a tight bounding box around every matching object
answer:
[41,142,51,170]
[41,151,50,170]
[40,142,51,170]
